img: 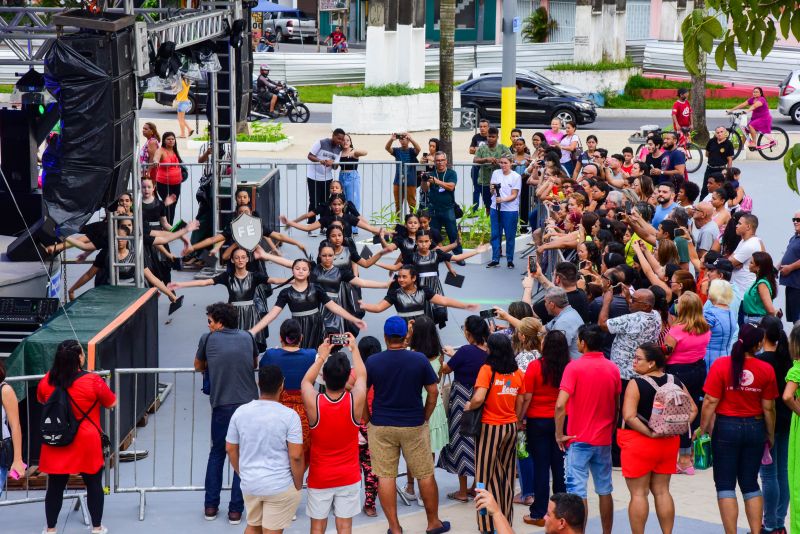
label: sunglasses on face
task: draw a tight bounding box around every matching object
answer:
[793,218,800,223]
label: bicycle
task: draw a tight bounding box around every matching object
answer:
[723,110,789,161]
[634,127,704,174]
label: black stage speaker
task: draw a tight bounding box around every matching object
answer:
[5,215,59,262]
[0,109,37,194]
[0,191,43,236]
[61,27,134,77]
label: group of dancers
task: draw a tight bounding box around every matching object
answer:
[65,178,486,350]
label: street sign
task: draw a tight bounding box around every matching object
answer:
[512,16,521,33]
[231,213,263,251]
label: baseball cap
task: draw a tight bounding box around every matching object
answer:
[383,316,408,338]
[705,257,733,274]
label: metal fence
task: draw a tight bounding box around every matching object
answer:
[643,40,800,86]
[626,0,651,42]
[112,368,234,521]
[1,371,111,526]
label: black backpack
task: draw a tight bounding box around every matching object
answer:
[40,372,96,447]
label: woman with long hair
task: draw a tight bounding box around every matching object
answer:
[757,316,792,534]
[153,131,184,224]
[509,316,543,507]
[37,340,116,534]
[784,323,800,534]
[698,324,778,534]
[281,193,382,239]
[465,333,525,533]
[140,121,160,178]
[619,343,697,534]
[438,316,490,502]
[520,330,570,527]
[249,258,367,348]
[402,316,449,505]
[0,360,25,498]
[338,134,367,227]
[259,319,317,465]
[665,292,711,474]
[742,251,779,325]
[704,279,738,371]
[711,186,734,238]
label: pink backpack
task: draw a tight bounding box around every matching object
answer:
[642,374,693,437]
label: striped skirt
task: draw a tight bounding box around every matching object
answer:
[475,421,517,533]
[436,381,475,476]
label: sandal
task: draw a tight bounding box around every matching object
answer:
[446,491,468,503]
[426,521,451,534]
[512,494,534,506]
[363,505,377,517]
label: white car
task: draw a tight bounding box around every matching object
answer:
[262,10,316,43]
[468,68,586,98]
[778,70,800,124]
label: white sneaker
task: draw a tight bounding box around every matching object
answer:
[416,491,425,507]
[398,487,417,501]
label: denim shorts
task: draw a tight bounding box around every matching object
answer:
[176,100,192,113]
[564,442,613,499]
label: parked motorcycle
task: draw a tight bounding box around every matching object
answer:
[250,81,310,123]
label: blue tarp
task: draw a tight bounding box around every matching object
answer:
[252,0,295,13]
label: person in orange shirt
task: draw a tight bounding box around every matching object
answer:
[464,333,526,533]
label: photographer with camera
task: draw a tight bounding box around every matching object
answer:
[487,155,521,269]
[420,151,462,256]
[386,132,422,214]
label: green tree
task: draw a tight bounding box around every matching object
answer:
[681,0,800,192]
[438,0,455,162]
[522,7,556,43]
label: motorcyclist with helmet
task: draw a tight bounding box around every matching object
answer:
[256,64,281,118]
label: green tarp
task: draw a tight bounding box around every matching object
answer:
[5,286,149,398]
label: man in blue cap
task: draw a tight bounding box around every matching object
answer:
[365,316,451,534]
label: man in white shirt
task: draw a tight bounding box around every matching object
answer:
[691,202,719,261]
[487,154,521,269]
[305,129,345,226]
[226,365,304,534]
[730,213,764,295]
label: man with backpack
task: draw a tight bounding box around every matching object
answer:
[195,303,259,524]
[617,342,698,534]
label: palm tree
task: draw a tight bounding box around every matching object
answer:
[438,0,455,162]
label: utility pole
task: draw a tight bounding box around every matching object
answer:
[500,0,516,146]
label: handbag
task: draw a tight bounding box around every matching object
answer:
[570,136,583,163]
[180,165,189,183]
[438,356,452,416]
[68,389,111,460]
[454,204,464,219]
[460,370,495,438]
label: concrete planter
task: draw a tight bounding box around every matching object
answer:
[332,92,462,134]
[543,67,641,94]
[186,137,293,152]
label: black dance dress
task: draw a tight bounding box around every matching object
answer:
[383,285,436,324]
[331,239,365,324]
[142,198,172,283]
[319,213,360,238]
[212,271,271,349]
[274,284,331,349]
[93,248,135,286]
[411,249,452,327]
[314,199,360,218]
[311,264,356,335]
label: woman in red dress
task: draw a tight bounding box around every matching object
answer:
[37,340,116,534]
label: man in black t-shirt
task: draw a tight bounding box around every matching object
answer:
[530,261,589,323]
[702,126,735,199]
[468,119,489,210]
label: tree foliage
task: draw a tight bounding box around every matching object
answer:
[682,0,800,194]
[522,7,556,43]
[682,0,800,74]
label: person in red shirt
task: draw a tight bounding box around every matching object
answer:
[520,330,571,527]
[672,88,693,135]
[301,333,366,534]
[555,324,621,534]
[698,323,778,534]
[37,340,117,534]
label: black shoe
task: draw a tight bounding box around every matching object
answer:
[455,260,466,266]
[168,295,184,315]
[486,261,500,268]
[507,262,515,269]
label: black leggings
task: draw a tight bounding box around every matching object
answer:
[46,469,104,528]
[306,178,331,224]
[156,181,181,224]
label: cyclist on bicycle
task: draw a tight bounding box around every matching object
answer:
[727,87,774,149]
[672,88,693,138]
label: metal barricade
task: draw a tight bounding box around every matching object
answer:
[112,368,234,520]
[1,371,111,528]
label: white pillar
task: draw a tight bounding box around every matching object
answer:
[573,0,595,62]
[659,0,679,40]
